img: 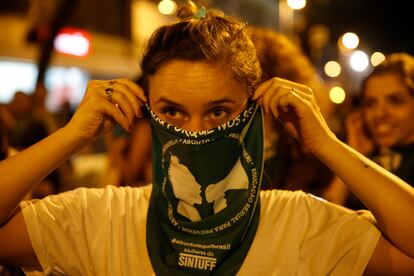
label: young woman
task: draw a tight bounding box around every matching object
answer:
[0,4,414,275]
[325,53,414,210]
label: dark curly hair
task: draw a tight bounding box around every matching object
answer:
[361,53,414,97]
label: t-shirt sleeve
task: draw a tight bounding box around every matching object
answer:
[19,185,153,275]
[20,187,109,275]
[295,193,381,276]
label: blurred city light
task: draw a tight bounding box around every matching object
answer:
[158,0,177,15]
[324,61,341,77]
[340,32,359,49]
[0,61,88,109]
[54,28,91,57]
[287,0,306,10]
[329,86,346,104]
[350,50,369,72]
[371,51,386,66]
[0,61,37,103]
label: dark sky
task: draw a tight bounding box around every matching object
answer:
[304,0,414,56]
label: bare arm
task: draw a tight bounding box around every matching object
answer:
[0,209,40,267]
[0,79,146,266]
[323,110,375,206]
[317,138,414,258]
[254,77,414,272]
[318,109,414,259]
[0,125,86,225]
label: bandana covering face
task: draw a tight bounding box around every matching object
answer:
[146,103,264,275]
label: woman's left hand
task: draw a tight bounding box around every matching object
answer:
[253,77,336,155]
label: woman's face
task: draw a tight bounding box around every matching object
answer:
[148,60,249,132]
[362,72,414,147]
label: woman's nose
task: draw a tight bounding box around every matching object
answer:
[184,118,208,132]
[373,103,389,119]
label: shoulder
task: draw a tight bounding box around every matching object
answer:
[259,189,376,227]
[76,184,152,204]
[24,183,151,203]
[19,185,153,275]
[259,189,326,210]
[20,184,153,221]
[253,190,380,275]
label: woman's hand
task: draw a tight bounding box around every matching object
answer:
[253,77,336,155]
[345,110,374,156]
[66,78,147,142]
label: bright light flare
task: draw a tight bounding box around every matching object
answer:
[54,28,90,57]
[350,50,369,72]
[287,0,306,10]
[324,61,341,77]
[371,52,386,66]
[329,86,346,104]
[158,0,177,15]
[341,32,359,49]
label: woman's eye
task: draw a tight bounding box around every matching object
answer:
[162,108,180,118]
[160,107,186,124]
[389,96,405,106]
[211,108,229,118]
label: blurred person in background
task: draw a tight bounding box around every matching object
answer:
[1,3,414,275]
[0,109,25,276]
[9,117,60,199]
[104,120,152,187]
[1,85,58,143]
[2,92,32,133]
[103,78,153,187]
[31,82,59,133]
[325,53,414,209]
[0,86,63,198]
[250,27,334,196]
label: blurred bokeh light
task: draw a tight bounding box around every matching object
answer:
[329,86,346,104]
[341,32,359,50]
[324,61,341,78]
[371,51,386,67]
[287,0,306,10]
[350,50,369,72]
[158,0,177,15]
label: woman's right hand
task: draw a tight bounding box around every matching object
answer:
[345,110,374,156]
[66,78,147,142]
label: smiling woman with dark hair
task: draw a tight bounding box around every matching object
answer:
[326,53,414,211]
[0,3,414,275]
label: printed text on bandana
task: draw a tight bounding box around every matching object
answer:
[172,239,230,271]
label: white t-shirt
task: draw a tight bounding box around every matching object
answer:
[21,185,380,276]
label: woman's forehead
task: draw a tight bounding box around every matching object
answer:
[364,73,411,97]
[148,60,247,98]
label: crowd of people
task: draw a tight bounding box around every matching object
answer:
[1,1,414,275]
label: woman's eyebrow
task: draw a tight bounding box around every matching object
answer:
[155,97,183,108]
[204,98,235,107]
[155,97,236,108]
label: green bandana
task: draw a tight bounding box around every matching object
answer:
[146,103,264,275]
